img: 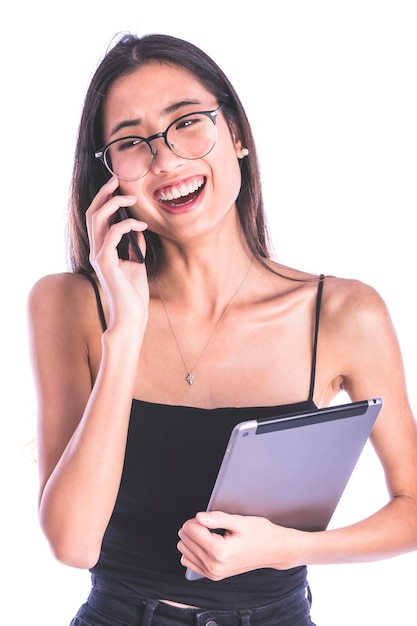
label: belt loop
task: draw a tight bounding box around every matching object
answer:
[306,584,313,607]
[238,610,251,626]
[140,598,158,626]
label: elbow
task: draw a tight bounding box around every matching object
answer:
[40,515,102,569]
[38,489,107,568]
[48,539,101,570]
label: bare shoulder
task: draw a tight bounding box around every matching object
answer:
[28,271,103,339]
[319,275,400,393]
[312,274,401,403]
[267,261,386,315]
[29,271,92,305]
[320,274,392,332]
[267,261,394,344]
[29,271,97,311]
[28,272,105,408]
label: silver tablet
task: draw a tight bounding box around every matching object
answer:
[186,398,382,581]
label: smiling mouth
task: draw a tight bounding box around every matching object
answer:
[155,176,205,207]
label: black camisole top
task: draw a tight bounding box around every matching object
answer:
[84,273,325,609]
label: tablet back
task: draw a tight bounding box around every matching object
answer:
[185,398,382,580]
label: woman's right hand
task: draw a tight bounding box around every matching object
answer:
[86,175,150,328]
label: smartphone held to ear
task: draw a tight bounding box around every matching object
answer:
[117,207,145,263]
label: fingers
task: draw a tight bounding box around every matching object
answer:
[118,208,146,264]
[86,176,134,230]
[86,178,135,256]
[85,177,146,270]
[177,520,209,576]
[178,513,295,579]
[177,515,232,580]
[195,511,237,532]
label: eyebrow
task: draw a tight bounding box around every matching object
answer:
[109,99,204,137]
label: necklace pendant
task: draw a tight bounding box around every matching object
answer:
[186,373,195,385]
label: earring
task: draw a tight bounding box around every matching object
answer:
[241,148,249,157]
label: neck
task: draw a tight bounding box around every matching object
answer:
[154,222,252,303]
[153,242,253,311]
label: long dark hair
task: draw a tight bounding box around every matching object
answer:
[69,33,272,276]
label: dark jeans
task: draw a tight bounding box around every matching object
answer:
[70,575,317,626]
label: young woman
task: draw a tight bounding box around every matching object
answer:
[28,33,417,626]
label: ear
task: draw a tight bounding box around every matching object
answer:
[230,124,248,159]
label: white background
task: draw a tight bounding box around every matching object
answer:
[1,1,416,624]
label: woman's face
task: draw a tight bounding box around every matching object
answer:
[102,62,244,246]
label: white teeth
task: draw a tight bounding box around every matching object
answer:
[158,177,204,202]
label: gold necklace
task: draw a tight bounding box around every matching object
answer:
[157,258,253,385]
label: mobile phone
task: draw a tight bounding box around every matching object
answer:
[117,206,145,263]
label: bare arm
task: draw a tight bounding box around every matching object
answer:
[29,178,148,568]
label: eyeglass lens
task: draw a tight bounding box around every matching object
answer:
[105,112,217,181]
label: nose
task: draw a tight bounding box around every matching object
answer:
[149,135,183,174]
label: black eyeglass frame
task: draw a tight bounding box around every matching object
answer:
[95,103,224,181]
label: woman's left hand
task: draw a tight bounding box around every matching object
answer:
[177,511,304,580]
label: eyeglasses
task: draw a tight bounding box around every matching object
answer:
[95,104,224,181]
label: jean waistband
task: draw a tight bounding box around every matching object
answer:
[88,575,313,626]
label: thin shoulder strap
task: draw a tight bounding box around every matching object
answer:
[81,271,107,332]
[308,274,325,402]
